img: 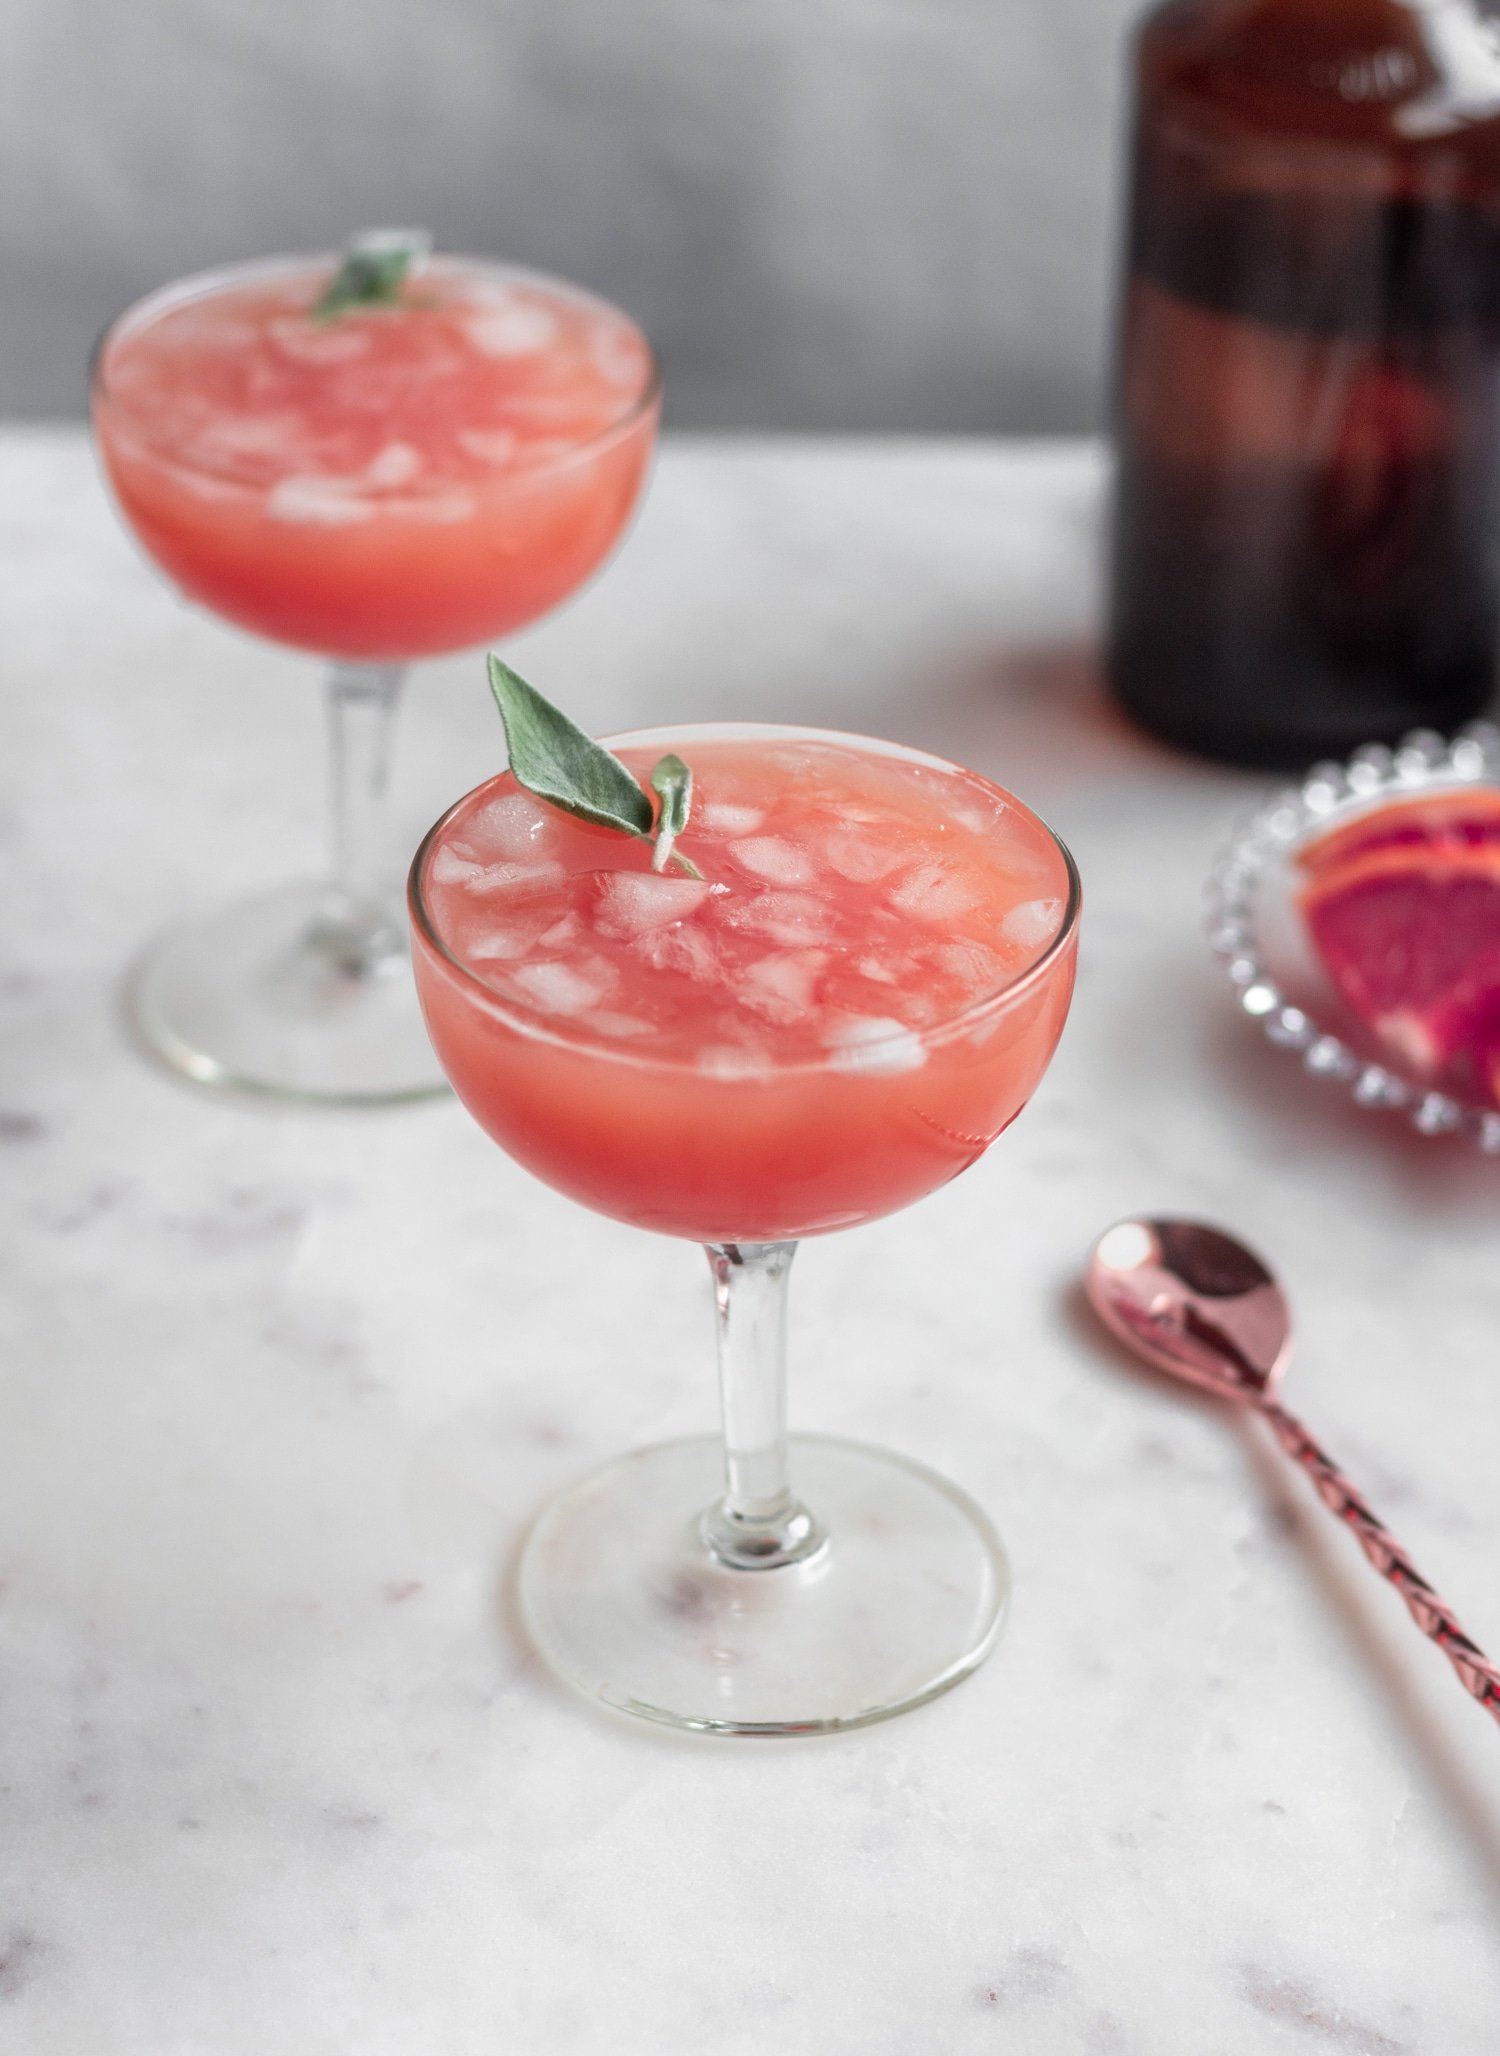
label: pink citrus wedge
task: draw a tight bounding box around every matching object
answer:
[1296,790,1500,1107]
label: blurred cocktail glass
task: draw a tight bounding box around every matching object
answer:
[410,722,1080,1733]
[91,244,659,1101]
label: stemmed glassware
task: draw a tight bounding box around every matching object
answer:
[90,243,659,1102]
[409,719,1080,1734]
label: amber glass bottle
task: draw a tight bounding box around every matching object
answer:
[1108,0,1500,767]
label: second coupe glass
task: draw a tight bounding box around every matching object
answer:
[91,247,659,1102]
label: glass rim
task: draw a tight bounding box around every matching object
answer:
[88,249,663,492]
[408,720,1083,1076]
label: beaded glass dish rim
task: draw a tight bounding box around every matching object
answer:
[1206,720,1500,1155]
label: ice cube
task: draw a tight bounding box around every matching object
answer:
[635,923,722,983]
[696,1044,775,1082]
[468,791,557,858]
[465,859,567,898]
[949,801,1006,836]
[593,872,712,939]
[822,1016,927,1075]
[738,950,826,1022]
[268,318,372,365]
[539,913,582,949]
[698,802,765,837]
[766,744,838,774]
[720,891,833,946]
[363,441,423,488]
[187,414,310,469]
[1001,898,1062,948]
[823,829,909,883]
[854,955,899,986]
[592,319,649,390]
[462,278,523,310]
[509,957,616,1015]
[458,427,519,466]
[889,861,982,923]
[581,1009,655,1040]
[266,475,374,525]
[465,304,560,357]
[175,468,243,503]
[728,837,816,886]
[429,845,487,887]
[466,912,552,962]
[935,939,1004,991]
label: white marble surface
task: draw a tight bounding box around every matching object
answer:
[4,429,1500,2054]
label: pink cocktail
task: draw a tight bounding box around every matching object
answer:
[91,243,659,1101]
[411,724,1080,1734]
[95,257,656,662]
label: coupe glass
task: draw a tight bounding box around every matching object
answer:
[410,725,1081,1735]
[90,250,659,1103]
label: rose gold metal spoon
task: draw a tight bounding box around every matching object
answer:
[1085,1217,1500,1728]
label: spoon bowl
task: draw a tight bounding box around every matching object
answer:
[1086,1218,1292,1403]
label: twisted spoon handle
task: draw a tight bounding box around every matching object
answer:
[1261,1399,1500,1726]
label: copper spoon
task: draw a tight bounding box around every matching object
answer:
[1085,1217,1500,1728]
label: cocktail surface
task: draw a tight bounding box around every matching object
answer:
[413,732,1077,1240]
[93,258,657,659]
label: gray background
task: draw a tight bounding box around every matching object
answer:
[3,0,1139,429]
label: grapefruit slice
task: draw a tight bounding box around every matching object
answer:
[1295,790,1500,1108]
[1296,785,1500,874]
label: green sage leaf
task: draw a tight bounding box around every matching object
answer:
[487,655,654,839]
[649,753,697,876]
[314,228,433,321]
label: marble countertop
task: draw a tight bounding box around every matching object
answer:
[4,428,1500,2054]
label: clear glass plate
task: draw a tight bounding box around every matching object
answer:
[1206,722,1500,1154]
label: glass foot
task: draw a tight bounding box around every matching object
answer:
[519,1434,1009,1735]
[125,880,448,1105]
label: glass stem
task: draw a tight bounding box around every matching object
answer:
[701,1241,826,1571]
[319,662,406,969]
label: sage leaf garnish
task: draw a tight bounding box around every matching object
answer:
[487,656,702,876]
[314,228,433,321]
[650,754,696,876]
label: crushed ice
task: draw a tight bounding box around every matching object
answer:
[463,858,566,898]
[266,318,373,365]
[458,428,519,466]
[468,791,556,857]
[698,802,765,837]
[729,836,815,886]
[429,846,486,887]
[696,1045,775,1082]
[509,958,616,1015]
[738,950,826,1021]
[634,924,721,982]
[823,829,909,883]
[464,304,560,357]
[935,939,1004,988]
[363,441,424,488]
[266,475,376,525]
[593,872,712,938]
[889,861,981,922]
[466,914,552,962]
[822,1016,927,1075]
[1001,898,1062,948]
[719,891,833,946]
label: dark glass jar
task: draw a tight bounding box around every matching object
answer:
[1108,0,1500,768]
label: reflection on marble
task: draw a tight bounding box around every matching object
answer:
[3,430,1500,2053]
